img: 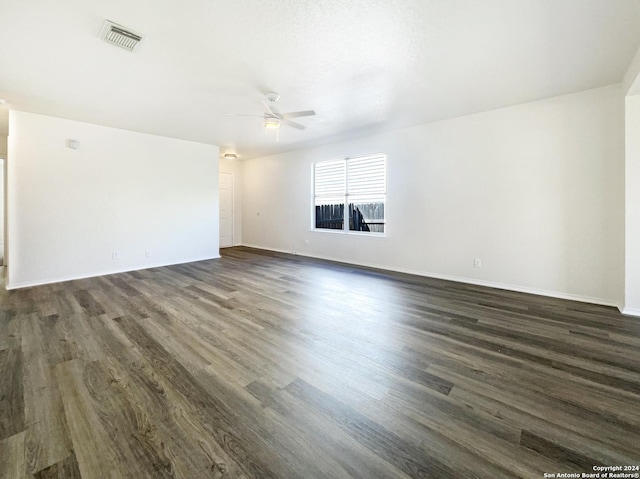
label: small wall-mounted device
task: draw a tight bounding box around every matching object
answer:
[66,139,79,149]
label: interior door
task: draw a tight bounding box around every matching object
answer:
[219,172,233,248]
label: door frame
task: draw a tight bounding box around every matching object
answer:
[219,171,234,248]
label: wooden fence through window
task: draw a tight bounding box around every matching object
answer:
[315,202,384,233]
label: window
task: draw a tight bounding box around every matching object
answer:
[313,154,386,234]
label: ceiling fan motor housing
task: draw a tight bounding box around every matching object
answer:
[265,92,280,103]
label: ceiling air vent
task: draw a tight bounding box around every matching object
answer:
[99,20,142,52]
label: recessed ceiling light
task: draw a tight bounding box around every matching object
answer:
[223,153,238,160]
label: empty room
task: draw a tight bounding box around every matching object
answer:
[1,0,640,478]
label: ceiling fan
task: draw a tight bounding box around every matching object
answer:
[227,92,315,140]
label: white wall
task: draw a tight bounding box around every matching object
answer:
[624,44,640,95]
[7,111,220,288]
[219,157,242,245]
[624,94,640,315]
[242,85,625,306]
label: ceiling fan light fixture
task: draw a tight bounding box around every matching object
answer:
[264,116,281,129]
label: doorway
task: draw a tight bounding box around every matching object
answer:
[0,159,4,266]
[219,172,234,248]
[0,109,6,267]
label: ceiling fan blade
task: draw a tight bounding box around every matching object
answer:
[261,100,281,117]
[283,119,306,130]
[281,110,316,119]
[226,113,263,117]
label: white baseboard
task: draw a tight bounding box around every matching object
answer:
[239,243,618,308]
[620,307,640,317]
[5,255,221,290]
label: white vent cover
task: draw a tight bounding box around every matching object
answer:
[99,21,142,52]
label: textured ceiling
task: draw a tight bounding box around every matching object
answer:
[0,0,639,159]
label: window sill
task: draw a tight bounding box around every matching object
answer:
[310,228,387,238]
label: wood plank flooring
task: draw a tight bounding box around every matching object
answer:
[1,246,639,478]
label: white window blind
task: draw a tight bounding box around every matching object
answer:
[314,160,345,204]
[347,155,386,197]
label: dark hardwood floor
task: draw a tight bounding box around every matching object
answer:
[1,246,639,478]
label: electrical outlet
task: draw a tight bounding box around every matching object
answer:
[474,258,482,268]
[145,250,151,258]
[112,251,119,260]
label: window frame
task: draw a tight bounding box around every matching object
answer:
[311,154,387,236]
